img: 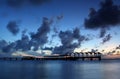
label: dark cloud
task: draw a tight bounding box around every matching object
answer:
[57,15,64,21]
[91,49,98,53]
[6,0,52,8]
[107,45,120,55]
[22,29,27,34]
[0,40,8,50]
[30,17,52,51]
[2,42,16,53]
[102,34,111,44]
[51,15,64,40]
[84,0,120,29]
[99,28,106,38]
[1,32,30,53]
[42,47,53,50]
[1,17,53,53]
[53,27,86,55]
[7,0,24,8]
[107,50,116,55]
[53,27,59,34]
[15,33,30,51]
[29,0,51,6]
[6,21,20,35]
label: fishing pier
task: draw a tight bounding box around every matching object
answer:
[0,52,102,61]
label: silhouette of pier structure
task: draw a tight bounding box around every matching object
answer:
[67,52,102,61]
[0,52,102,61]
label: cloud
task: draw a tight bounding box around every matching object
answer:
[6,0,52,8]
[53,27,59,34]
[52,15,64,34]
[2,42,16,53]
[22,29,27,34]
[84,0,120,29]
[0,40,8,50]
[91,49,98,53]
[102,34,111,44]
[30,17,53,51]
[29,0,51,6]
[107,50,116,55]
[99,28,106,38]
[42,47,53,50]
[1,32,30,53]
[15,33,30,51]
[1,17,53,53]
[56,15,64,21]
[1,15,89,55]
[7,0,24,8]
[53,27,87,55]
[6,21,20,35]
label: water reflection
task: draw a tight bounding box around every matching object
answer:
[102,60,120,79]
[0,60,120,79]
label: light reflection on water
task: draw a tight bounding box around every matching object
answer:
[0,60,120,79]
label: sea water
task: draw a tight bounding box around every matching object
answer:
[0,60,120,79]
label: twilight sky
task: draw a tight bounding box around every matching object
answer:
[0,0,120,55]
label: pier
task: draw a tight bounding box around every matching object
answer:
[67,52,102,61]
[0,52,102,61]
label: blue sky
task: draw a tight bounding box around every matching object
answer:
[0,0,120,54]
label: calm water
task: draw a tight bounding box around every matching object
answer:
[0,60,120,79]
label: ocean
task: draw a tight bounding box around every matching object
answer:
[0,60,120,79]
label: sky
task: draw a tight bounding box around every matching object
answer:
[0,0,120,56]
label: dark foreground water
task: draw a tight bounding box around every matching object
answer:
[0,60,120,79]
